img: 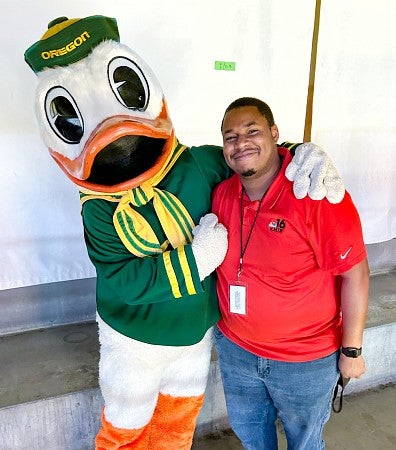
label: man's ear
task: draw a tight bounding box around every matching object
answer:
[270,125,279,142]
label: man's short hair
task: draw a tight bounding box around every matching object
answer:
[222,97,275,129]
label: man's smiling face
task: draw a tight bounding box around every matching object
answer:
[221,105,279,180]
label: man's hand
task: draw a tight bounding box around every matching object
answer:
[285,143,345,204]
[191,213,228,281]
[338,353,366,379]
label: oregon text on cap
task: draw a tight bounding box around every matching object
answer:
[41,30,91,60]
[24,15,119,73]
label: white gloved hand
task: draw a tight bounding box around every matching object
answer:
[191,213,228,281]
[285,143,345,204]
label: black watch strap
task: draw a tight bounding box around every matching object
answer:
[341,346,362,358]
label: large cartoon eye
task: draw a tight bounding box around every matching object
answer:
[45,86,83,144]
[108,57,149,110]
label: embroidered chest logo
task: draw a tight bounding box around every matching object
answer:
[269,218,286,233]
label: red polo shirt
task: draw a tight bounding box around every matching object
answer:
[212,148,367,362]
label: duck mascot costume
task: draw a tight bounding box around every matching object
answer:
[24,14,344,449]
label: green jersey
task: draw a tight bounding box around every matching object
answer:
[81,144,231,346]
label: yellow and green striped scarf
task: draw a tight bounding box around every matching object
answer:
[80,139,195,258]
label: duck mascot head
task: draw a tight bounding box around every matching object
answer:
[25,14,344,449]
[25,15,177,194]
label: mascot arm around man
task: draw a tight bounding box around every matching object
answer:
[24,15,345,449]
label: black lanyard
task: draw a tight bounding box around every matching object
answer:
[238,188,264,281]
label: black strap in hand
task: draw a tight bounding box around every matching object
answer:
[332,375,350,413]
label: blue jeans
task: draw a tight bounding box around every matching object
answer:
[214,327,339,450]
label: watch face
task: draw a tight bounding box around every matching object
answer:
[342,347,362,358]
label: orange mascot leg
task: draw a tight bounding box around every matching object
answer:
[95,409,150,450]
[148,393,204,449]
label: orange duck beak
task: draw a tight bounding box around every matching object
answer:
[50,99,174,193]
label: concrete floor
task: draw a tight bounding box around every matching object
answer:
[192,382,396,450]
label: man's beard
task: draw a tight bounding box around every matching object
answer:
[240,168,257,177]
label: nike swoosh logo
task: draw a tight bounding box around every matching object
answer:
[340,247,353,259]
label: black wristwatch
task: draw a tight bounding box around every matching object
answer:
[341,346,362,358]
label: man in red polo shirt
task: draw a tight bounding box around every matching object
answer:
[212,97,369,450]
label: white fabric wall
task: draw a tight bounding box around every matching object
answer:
[0,0,394,290]
[312,0,396,245]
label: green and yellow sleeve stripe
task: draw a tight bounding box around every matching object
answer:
[161,245,203,299]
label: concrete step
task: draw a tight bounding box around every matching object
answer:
[0,271,395,449]
[0,278,96,337]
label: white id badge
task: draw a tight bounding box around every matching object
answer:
[229,282,247,315]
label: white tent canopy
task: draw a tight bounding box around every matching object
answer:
[1,0,395,290]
